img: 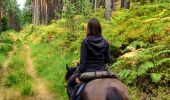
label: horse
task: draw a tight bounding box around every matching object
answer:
[65,65,129,100]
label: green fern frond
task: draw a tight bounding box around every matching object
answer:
[151,73,162,83]
[127,70,138,82]
[148,45,165,51]
[156,58,170,66]
[118,69,131,79]
[138,50,153,57]
[138,61,154,76]
[155,50,170,57]
[111,60,123,68]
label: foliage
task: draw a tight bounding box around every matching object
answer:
[20,81,33,96]
[21,0,32,25]
[0,32,14,67]
[151,73,162,83]
[4,73,19,87]
[3,46,33,97]
[61,0,93,31]
[2,0,21,31]
[5,1,170,99]
[1,16,9,31]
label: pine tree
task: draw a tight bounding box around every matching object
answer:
[0,0,2,32]
[2,0,21,31]
[22,0,32,25]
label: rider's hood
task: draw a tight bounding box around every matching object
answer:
[85,35,107,49]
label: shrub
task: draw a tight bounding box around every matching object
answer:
[1,16,9,31]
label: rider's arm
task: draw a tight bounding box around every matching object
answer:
[104,41,112,65]
[78,40,87,74]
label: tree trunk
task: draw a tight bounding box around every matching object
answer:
[94,0,102,9]
[121,0,130,9]
[111,0,116,11]
[124,0,130,9]
[121,0,125,8]
[105,0,112,21]
[0,0,2,32]
[54,0,62,19]
[32,0,63,25]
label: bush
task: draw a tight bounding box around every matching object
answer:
[1,16,9,31]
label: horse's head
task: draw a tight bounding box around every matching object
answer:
[65,64,77,81]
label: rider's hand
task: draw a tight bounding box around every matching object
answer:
[76,78,80,84]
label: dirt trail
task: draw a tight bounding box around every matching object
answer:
[120,50,138,58]
[0,33,17,100]
[23,44,55,100]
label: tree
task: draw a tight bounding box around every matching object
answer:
[2,0,21,31]
[1,16,9,31]
[124,0,130,9]
[94,0,102,9]
[32,0,63,25]
[22,0,32,24]
[105,0,112,21]
[0,0,2,32]
[111,0,116,11]
[121,0,130,9]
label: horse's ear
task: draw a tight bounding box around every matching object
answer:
[66,64,70,72]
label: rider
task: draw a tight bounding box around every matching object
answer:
[67,18,112,100]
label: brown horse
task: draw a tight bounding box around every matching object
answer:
[65,66,129,100]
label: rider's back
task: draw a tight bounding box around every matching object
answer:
[79,35,111,73]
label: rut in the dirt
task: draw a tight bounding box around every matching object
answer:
[23,44,55,100]
[0,33,17,100]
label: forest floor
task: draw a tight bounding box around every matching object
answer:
[0,33,17,100]
[0,45,16,100]
[23,44,55,100]
[0,33,56,100]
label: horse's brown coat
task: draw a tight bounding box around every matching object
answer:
[81,79,129,100]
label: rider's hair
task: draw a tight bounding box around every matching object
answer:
[87,18,102,36]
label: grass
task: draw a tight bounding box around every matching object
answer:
[20,81,34,96]
[2,46,34,99]
[31,43,68,99]
[0,32,14,68]
[0,53,5,68]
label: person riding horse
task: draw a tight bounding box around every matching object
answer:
[67,18,116,100]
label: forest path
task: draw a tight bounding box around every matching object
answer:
[0,33,17,100]
[120,50,138,58]
[23,44,55,100]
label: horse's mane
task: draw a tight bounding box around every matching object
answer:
[106,87,124,100]
[65,67,77,81]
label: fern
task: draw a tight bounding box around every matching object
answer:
[148,45,166,51]
[151,73,162,83]
[118,69,131,80]
[156,58,170,66]
[138,61,154,76]
[127,70,138,83]
[137,50,153,60]
[111,60,123,68]
[155,50,170,57]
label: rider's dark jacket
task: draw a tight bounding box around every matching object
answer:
[78,35,112,73]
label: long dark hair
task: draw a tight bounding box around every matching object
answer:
[87,18,102,36]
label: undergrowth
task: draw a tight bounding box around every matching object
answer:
[14,2,170,99]
[3,46,34,98]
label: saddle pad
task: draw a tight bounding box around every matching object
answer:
[76,83,86,97]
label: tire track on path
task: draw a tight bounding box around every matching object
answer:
[23,44,55,100]
[0,33,17,100]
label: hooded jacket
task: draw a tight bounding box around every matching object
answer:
[78,35,112,73]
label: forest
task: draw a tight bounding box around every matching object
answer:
[0,0,170,100]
